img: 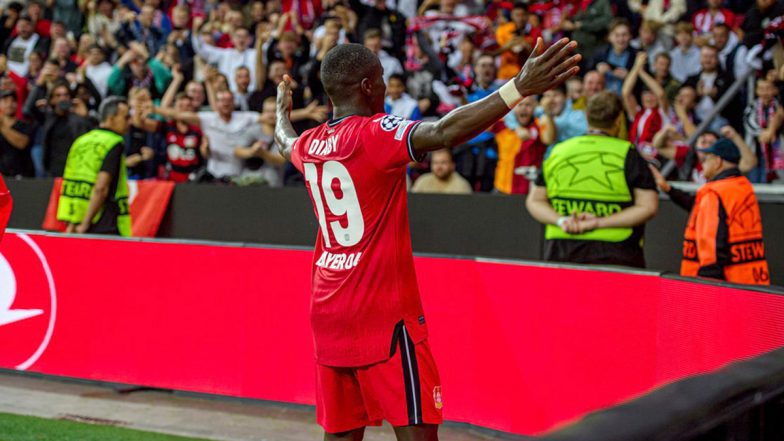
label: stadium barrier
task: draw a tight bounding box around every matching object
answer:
[5,179,784,285]
[2,231,783,436]
[541,341,784,441]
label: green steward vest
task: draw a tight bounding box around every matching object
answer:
[543,135,633,242]
[56,129,131,236]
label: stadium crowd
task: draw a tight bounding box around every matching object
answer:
[0,0,783,191]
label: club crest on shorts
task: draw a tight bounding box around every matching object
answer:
[379,115,404,132]
[433,386,443,410]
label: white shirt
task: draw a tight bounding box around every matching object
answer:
[198,111,261,178]
[192,34,257,93]
[85,62,114,98]
[6,34,39,77]
[669,45,702,83]
[379,50,403,84]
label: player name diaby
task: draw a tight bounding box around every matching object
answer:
[308,135,340,156]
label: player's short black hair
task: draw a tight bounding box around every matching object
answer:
[321,43,380,102]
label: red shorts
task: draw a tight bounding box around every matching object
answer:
[315,323,443,434]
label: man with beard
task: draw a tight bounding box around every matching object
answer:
[411,149,472,194]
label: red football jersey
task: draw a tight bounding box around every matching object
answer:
[291,114,427,367]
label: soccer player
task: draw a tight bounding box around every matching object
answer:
[274,38,580,441]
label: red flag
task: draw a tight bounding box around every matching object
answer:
[43,179,175,238]
[0,176,11,241]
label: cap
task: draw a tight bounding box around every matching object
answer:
[698,137,740,163]
[0,90,16,100]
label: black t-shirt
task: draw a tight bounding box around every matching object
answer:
[46,116,74,177]
[89,142,123,235]
[0,120,34,177]
[535,141,657,269]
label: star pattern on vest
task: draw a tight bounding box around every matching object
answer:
[727,193,763,231]
[553,152,626,193]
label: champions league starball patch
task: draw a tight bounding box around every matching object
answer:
[379,115,404,132]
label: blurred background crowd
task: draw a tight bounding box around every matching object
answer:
[0,0,783,193]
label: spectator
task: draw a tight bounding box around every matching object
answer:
[411,149,472,194]
[186,80,209,110]
[526,91,658,268]
[192,17,258,93]
[0,3,23,50]
[566,77,583,102]
[235,97,285,186]
[4,14,44,77]
[124,87,157,179]
[233,66,252,111]
[453,54,500,192]
[684,45,736,132]
[53,0,83,37]
[590,18,637,95]
[669,22,702,84]
[495,2,540,80]
[494,96,547,195]
[560,0,612,63]
[355,0,408,61]
[167,5,196,79]
[742,0,784,48]
[266,13,311,82]
[23,78,93,177]
[628,0,686,45]
[650,137,770,285]
[537,85,588,145]
[631,21,667,68]
[384,73,421,120]
[49,37,77,74]
[363,28,402,84]
[87,0,121,49]
[161,92,207,182]
[693,0,737,41]
[572,70,605,110]
[651,53,681,103]
[713,23,750,83]
[118,4,166,56]
[108,42,172,101]
[744,78,784,183]
[58,96,132,236]
[84,44,113,98]
[622,52,667,155]
[0,89,32,177]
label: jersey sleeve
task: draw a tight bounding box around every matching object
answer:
[362,114,423,170]
[290,136,304,173]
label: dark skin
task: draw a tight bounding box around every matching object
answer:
[276,37,581,160]
[274,38,580,441]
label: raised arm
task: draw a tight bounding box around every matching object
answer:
[160,64,184,109]
[156,106,201,126]
[254,24,267,91]
[275,75,298,161]
[621,52,646,118]
[410,38,581,155]
[720,125,758,173]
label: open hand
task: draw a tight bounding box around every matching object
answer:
[513,38,581,97]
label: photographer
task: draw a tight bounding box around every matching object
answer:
[23,65,93,177]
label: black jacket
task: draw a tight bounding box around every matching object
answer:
[23,84,94,177]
